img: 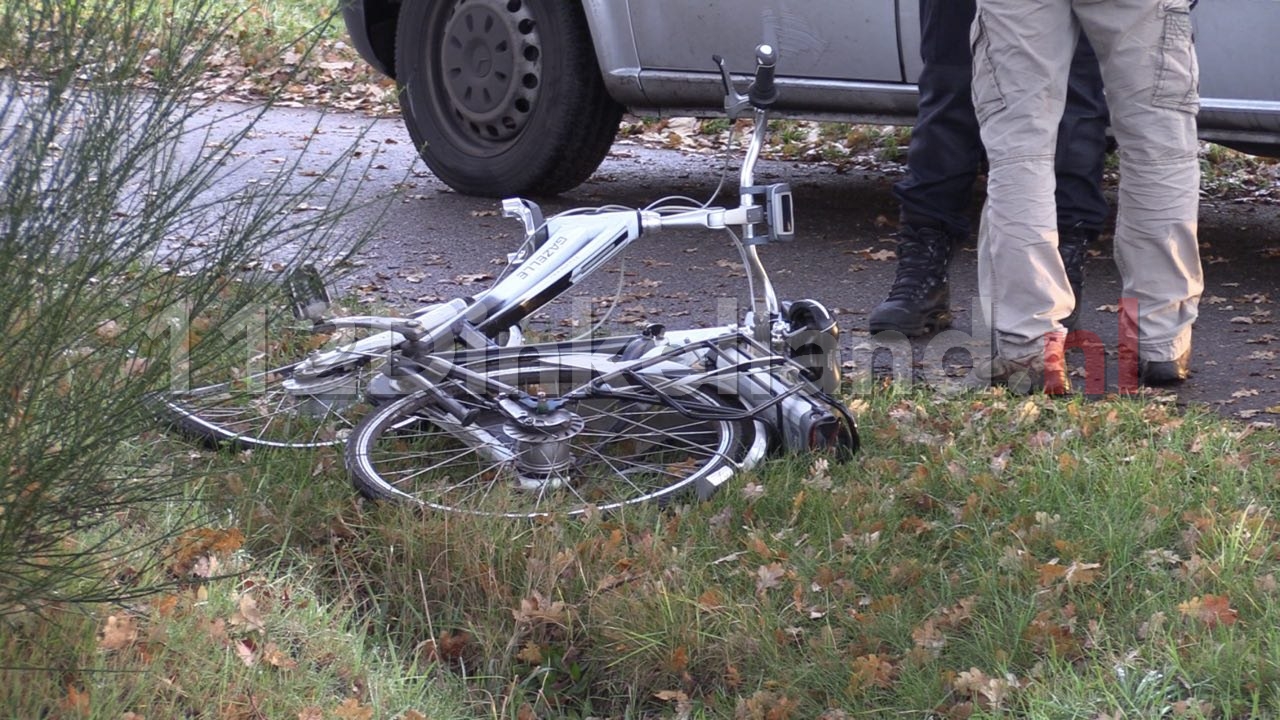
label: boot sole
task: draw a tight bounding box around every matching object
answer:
[869,310,953,338]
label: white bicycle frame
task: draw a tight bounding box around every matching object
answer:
[283,44,855,457]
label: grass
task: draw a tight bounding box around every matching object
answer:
[0,472,470,719]
[35,376,1271,718]
[16,264,1280,717]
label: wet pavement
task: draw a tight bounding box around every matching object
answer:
[207,103,1280,423]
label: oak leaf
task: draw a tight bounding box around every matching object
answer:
[515,641,544,665]
[262,642,298,670]
[911,619,945,657]
[848,654,895,693]
[99,614,139,651]
[59,684,90,716]
[95,319,122,341]
[235,639,257,667]
[230,593,266,633]
[755,563,786,594]
[1178,594,1239,628]
[1064,561,1103,586]
[668,645,689,672]
[1036,561,1067,587]
[513,593,568,626]
[334,698,373,720]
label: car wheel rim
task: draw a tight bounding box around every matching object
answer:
[439,0,541,144]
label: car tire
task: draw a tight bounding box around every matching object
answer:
[394,0,624,197]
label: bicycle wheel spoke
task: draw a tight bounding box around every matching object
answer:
[347,364,751,517]
[380,445,489,486]
[577,410,716,458]
[162,357,381,448]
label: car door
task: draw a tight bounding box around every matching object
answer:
[627,0,902,81]
[1194,1,1280,105]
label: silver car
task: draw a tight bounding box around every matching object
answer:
[341,0,1280,197]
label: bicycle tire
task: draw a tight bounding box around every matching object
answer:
[158,358,380,449]
[344,363,763,517]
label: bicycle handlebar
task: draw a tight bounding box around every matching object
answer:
[748,44,778,108]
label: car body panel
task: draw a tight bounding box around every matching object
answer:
[344,0,1280,155]
[588,0,1280,152]
[627,0,902,81]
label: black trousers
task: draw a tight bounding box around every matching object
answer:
[893,0,1109,237]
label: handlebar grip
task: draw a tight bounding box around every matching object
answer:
[748,43,778,108]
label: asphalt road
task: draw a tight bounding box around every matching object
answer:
[212,103,1280,423]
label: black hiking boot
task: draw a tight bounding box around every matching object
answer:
[1059,226,1095,332]
[869,224,954,336]
[1140,347,1192,386]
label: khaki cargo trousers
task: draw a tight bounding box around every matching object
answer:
[972,0,1202,362]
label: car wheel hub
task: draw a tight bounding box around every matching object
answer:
[440,0,541,142]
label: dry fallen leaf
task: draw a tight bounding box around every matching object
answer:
[262,642,299,670]
[334,698,374,720]
[200,617,228,645]
[1178,594,1239,628]
[230,593,266,633]
[99,614,139,651]
[755,562,787,594]
[59,684,91,716]
[167,527,244,578]
[912,619,946,656]
[95,319,122,341]
[1037,561,1068,587]
[512,593,567,626]
[515,641,544,665]
[849,654,896,693]
[234,639,257,667]
[1064,561,1102,585]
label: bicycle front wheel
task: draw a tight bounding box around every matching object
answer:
[344,366,760,517]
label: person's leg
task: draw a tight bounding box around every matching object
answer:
[1072,0,1202,383]
[873,0,984,335]
[892,0,985,235]
[1054,32,1109,330]
[973,0,1076,389]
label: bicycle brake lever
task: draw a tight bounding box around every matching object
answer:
[714,54,751,119]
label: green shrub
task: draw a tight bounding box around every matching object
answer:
[0,0,367,613]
